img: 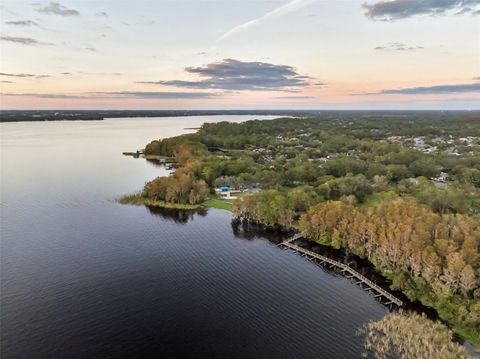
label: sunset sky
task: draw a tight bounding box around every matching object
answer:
[1,0,479,110]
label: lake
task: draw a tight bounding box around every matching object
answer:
[0,116,387,358]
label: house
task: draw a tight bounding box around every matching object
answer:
[215,186,242,199]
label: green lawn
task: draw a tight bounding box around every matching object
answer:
[202,198,233,211]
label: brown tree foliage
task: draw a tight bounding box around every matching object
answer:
[299,199,480,297]
[143,163,208,205]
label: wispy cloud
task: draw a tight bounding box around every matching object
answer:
[5,20,39,26]
[85,47,96,52]
[77,71,124,76]
[3,91,218,99]
[374,42,424,51]
[217,0,316,42]
[360,82,480,95]
[96,11,108,17]
[363,0,480,20]
[138,58,314,91]
[0,5,17,16]
[0,35,54,46]
[2,93,90,99]
[273,96,314,99]
[93,91,218,99]
[36,1,80,17]
[0,72,50,78]
[0,80,14,83]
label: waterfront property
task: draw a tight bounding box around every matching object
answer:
[215,185,244,199]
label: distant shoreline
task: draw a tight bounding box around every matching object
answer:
[2,109,478,123]
[0,110,307,123]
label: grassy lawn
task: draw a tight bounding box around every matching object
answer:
[202,198,234,211]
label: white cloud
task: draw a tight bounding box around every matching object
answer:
[216,0,317,43]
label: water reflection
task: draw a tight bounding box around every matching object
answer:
[231,221,410,308]
[231,220,290,243]
[145,205,207,224]
[145,158,164,167]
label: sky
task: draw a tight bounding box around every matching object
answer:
[0,0,479,110]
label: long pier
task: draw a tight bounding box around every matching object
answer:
[279,235,403,307]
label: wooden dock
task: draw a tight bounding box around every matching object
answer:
[277,233,303,246]
[279,236,403,307]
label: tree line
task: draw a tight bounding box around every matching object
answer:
[299,199,479,341]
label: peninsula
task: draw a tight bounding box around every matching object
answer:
[121,112,480,351]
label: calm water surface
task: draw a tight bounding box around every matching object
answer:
[1,116,387,358]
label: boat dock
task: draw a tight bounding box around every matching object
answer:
[278,235,404,307]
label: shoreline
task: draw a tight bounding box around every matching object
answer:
[118,193,202,210]
[118,194,234,211]
[119,192,479,353]
[0,110,305,123]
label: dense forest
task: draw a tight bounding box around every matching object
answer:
[132,112,480,348]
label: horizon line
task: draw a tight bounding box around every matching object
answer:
[1,108,480,112]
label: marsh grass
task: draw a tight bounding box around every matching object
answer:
[359,310,474,359]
